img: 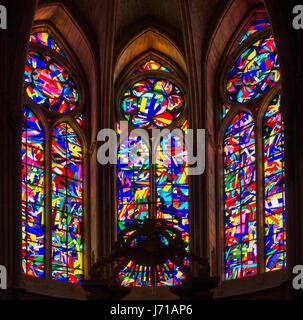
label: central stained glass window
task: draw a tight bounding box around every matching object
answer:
[117,68,189,286]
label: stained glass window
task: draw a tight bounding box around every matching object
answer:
[117,64,188,286]
[222,105,231,120]
[156,133,189,285]
[117,133,150,229]
[180,119,188,133]
[76,114,83,127]
[120,79,184,128]
[224,113,257,279]
[52,123,83,283]
[22,29,84,283]
[30,32,65,56]
[263,94,286,271]
[22,107,45,277]
[240,16,270,44]
[117,131,188,286]
[134,59,169,75]
[25,51,79,113]
[222,12,286,281]
[118,133,151,286]
[226,36,280,103]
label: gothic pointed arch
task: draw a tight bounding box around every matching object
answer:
[114,28,187,83]
[21,16,89,290]
[216,6,286,283]
[114,30,190,285]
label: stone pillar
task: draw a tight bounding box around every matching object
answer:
[0,0,38,293]
[266,0,303,285]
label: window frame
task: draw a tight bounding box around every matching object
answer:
[216,12,288,290]
[114,55,191,287]
[20,24,90,292]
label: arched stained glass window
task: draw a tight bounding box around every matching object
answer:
[263,94,286,272]
[224,113,257,279]
[51,123,83,282]
[22,107,45,277]
[117,61,188,287]
[221,11,286,281]
[22,29,85,283]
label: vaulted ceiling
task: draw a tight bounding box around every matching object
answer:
[37,0,268,70]
[37,0,225,65]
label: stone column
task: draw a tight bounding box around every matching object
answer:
[0,0,38,293]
